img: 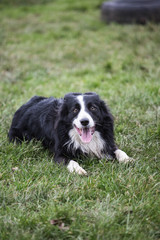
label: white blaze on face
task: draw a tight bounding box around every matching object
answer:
[73,95,95,143]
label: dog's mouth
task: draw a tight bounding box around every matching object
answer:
[74,125,95,143]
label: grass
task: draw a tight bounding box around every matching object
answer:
[0,0,160,239]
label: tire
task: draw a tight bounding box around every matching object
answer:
[101,0,160,24]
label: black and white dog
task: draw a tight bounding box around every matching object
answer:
[8,92,131,175]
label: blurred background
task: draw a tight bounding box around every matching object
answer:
[1,0,159,102]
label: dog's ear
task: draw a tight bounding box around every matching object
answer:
[100,100,114,124]
[60,100,69,117]
[54,101,68,129]
[100,100,117,153]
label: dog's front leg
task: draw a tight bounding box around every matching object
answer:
[67,160,88,176]
[114,149,132,163]
[54,155,87,176]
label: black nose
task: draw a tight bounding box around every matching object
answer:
[80,118,89,126]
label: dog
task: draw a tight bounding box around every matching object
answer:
[8,92,131,175]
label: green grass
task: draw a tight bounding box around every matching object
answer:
[0,0,160,239]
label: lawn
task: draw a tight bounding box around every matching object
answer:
[0,0,160,239]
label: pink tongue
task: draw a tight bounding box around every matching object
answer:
[81,128,92,143]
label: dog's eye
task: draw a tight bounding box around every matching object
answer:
[90,106,97,111]
[73,108,79,113]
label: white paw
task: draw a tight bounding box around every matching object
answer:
[114,149,133,163]
[67,160,88,176]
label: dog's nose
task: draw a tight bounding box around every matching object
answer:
[80,118,89,126]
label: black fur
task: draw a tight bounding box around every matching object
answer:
[8,92,117,164]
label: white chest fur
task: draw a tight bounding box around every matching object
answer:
[67,128,105,159]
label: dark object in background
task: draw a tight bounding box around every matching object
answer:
[101,0,160,24]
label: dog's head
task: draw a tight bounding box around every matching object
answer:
[60,92,112,144]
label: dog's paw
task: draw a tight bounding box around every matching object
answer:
[67,160,88,176]
[76,166,88,176]
[114,149,134,163]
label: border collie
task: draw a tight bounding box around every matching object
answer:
[8,92,131,175]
